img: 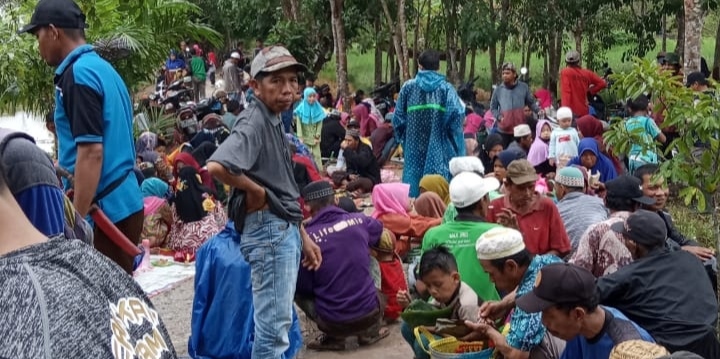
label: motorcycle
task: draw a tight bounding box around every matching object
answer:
[371,80,400,117]
[457,76,485,116]
[194,96,224,122]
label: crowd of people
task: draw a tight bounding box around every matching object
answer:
[0,0,718,358]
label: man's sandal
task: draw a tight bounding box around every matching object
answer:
[358,327,390,346]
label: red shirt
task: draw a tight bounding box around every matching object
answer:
[487,196,571,256]
[560,67,606,117]
[292,154,322,182]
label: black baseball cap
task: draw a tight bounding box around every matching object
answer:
[605,175,655,205]
[516,263,597,313]
[686,71,708,88]
[610,209,668,246]
[17,0,88,35]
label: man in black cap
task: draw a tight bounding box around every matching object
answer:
[516,263,655,358]
[19,0,144,273]
[295,180,388,350]
[598,210,720,358]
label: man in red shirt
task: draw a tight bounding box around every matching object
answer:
[486,159,571,257]
[560,50,606,117]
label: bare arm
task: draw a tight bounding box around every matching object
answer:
[207,161,263,195]
[73,143,103,216]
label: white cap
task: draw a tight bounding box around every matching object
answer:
[449,172,500,209]
[476,227,526,260]
[449,156,485,176]
[230,52,242,59]
[557,106,573,120]
[513,124,531,137]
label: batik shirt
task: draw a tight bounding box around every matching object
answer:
[569,211,633,277]
[507,254,562,351]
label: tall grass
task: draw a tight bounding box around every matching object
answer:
[318,37,719,92]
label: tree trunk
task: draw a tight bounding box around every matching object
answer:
[662,13,668,52]
[281,0,299,21]
[380,0,410,82]
[712,19,720,80]
[330,0,349,110]
[413,0,426,77]
[683,0,704,74]
[573,19,583,67]
[469,48,477,80]
[459,44,468,82]
[489,44,498,84]
[374,17,383,86]
[387,42,395,82]
[675,8,685,59]
[498,39,507,71]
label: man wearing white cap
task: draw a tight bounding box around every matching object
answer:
[422,172,501,302]
[442,156,487,223]
[464,227,565,359]
[223,52,243,101]
[507,124,533,155]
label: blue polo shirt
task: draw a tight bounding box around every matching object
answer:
[560,306,655,359]
[53,45,142,223]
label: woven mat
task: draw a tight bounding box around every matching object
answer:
[134,255,196,298]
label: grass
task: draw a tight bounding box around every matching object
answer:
[667,201,717,249]
[317,37,719,94]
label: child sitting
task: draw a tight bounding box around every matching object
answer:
[548,106,580,168]
[373,229,409,323]
[398,246,481,359]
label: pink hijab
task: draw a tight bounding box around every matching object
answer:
[144,197,166,215]
[535,89,552,109]
[371,183,411,219]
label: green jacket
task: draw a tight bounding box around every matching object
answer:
[190,56,207,81]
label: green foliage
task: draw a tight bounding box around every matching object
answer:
[605,58,720,212]
[133,106,176,139]
[0,0,220,116]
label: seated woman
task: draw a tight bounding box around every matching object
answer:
[140,178,174,248]
[371,183,441,258]
[489,148,527,198]
[478,134,504,175]
[189,221,303,359]
[167,166,225,252]
[418,175,450,205]
[414,192,446,219]
[577,115,623,174]
[342,129,381,195]
[568,138,618,183]
[174,152,215,192]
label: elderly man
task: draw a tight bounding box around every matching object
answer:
[422,171,501,302]
[208,46,322,358]
[507,124,533,155]
[569,175,654,277]
[223,52,244,101]
[600,210,719,358]
[517,263,654,358]
[465,227,565,359]
[554,166,607,254]
[393,49,465,197]
[487,159,571,257]
[296,181,387,350]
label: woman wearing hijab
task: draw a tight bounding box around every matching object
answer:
[168,166,225,251]
[140,178,174,248]
[414,192,446,218]
[295,87,326,169]
[173,152,215,191]
[478,134,504,175]
[418,175,451,205]
[165,50,186,83]
[527,119,555,175]
[576,115,623,174]
[371,183,441,258]
[568,138,618,183]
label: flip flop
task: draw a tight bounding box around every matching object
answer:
[358,326,390,346]
[307,334,348,351]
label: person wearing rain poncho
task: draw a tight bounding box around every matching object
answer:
[392,50,465,197]
[295,87,326,169]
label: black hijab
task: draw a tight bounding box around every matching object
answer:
[174,166,211,223]
[192,142,217,167]
[479,134,504,175]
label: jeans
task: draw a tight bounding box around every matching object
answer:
[400,321,438,359]
[240,210,301,359]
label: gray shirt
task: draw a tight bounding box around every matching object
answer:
[222,60,241,93]
[0,130,59,195]
[557,191,608,254]
[210,99,302,224]
[0,237,177,358]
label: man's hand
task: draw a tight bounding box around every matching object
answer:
[340,139,348,150]
[496,208,519,230]
[301,226,322,270]
[245,186,268,212]
[479,300,511,321]
[682,245,714,261]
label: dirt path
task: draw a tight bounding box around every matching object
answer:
[151,278,413,358]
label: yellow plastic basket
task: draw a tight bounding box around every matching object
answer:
[414,326,494,359]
